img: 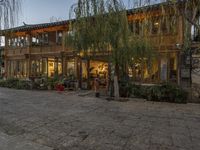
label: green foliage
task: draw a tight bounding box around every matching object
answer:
[16,80,32,90]
[0,80,7,87]
[47,77,60,90]
[119,77,132,97]
[0,79,31,90]
[131,84,149,98]
[131,83,188,104]
[6,78,19,88]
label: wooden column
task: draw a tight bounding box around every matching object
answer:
[62,56,66,77]
[87,59,91,89]
[27,33,32,79]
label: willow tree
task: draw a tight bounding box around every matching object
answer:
[67,0,154,98]
[0,0,21,29]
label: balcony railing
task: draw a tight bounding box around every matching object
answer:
[31,45,63,54]
[7,47,28,56]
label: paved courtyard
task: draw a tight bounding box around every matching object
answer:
[0,88,200,150]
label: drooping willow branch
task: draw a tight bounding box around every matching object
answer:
[0,0,21,29]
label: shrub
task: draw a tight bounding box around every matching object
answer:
[0,79,32,90]
[0,80,7,87]
[16,80,32,90]
[119,76,133,97]
[174,88,188,104]
[6,78,19,88]
[47,77,59,90]
[131,83,188,104]
[146,83,188,103]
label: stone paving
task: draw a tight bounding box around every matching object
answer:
[0,87,200,150]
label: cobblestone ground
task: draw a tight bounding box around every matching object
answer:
[0,88,200,150]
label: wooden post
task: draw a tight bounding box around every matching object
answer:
[62,56,66,77]
[87,59,90,89]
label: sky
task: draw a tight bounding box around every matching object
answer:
[20,0,76,25]
[18,0,162,26]
[19,0,140,26]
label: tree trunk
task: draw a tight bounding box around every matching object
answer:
[87,59,91,89]
[114,63,120,99]
[114,75,119,99]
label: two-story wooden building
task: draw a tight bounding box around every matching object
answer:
[0,2,199,87]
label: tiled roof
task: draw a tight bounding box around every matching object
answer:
[1,20,71,33]
[126,1,175,14]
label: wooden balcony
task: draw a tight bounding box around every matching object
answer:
[30,45,63,54]
[6,47,28,56]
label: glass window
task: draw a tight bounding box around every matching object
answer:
[58,59,62,75]
[192,15,200,41]
[31,60,40,76]
[67,59,75,77]
[42,58,48,76]
[8,39,11,47]
[48,58,55,77]
[57,31,63,45]
[43,33,49,44]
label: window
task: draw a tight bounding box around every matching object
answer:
[14,38,17,47]
[25,36,29,46]
[43,33,49,44]
[31,60,40,76]
[191,15,200,41]
[32,36,40,46]
[20,37,25,47]
[8,38,11,47]
[56,31,63,45]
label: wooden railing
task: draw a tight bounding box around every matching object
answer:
[6,47,28,56]
[31,45,63,54]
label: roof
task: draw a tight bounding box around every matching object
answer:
[1,20,71,33]
[0,1,180,34]
[126,1,178,15]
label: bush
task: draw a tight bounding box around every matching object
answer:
[6,78,19,88]
[47,77,61,90]
[16,80,32,90]
[131,83,188,104]
[0,79,32,90]
[146,83,188,103]
[131,84,151,99]
[0,80,7,87]
[174,88,188,103]
[119,77,133,97]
